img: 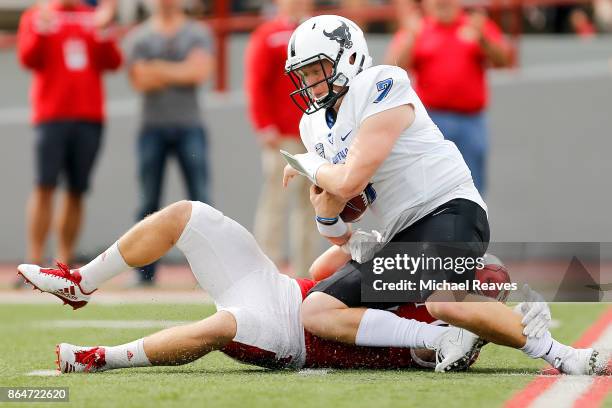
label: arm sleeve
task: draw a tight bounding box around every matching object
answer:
[93,33,123,71]
[482,18,505,45]
[17,9,46,70]
[189,22,213,54]
[479,19,511,63]
[244,28,277,132]
[357,67,419,125]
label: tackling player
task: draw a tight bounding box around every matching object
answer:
[282,15,607,374]
[18,200,475,373]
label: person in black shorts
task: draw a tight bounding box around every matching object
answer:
[31,121,103,265]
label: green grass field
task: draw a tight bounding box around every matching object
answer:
[0,302,609,408]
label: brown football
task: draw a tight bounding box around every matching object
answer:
[340,184,376,222]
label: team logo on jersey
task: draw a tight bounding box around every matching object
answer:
[327,132,334,145]
[332,147,349,164]
[323,21,353,49]
[315,142,326,158]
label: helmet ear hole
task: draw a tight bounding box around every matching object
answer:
[349,52,357,65]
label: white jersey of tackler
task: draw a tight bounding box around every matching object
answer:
[299,65,487,239]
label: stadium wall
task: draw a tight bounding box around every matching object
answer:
[0,34,611,262]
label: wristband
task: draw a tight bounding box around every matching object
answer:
[316,216,348,237]
[315,215,339,225]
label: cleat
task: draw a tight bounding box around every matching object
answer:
[554,348,610,375]
[56,343,108,374]
[434,327,484,373]
[17,263,94,310]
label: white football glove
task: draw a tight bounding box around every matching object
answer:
[514,284,551,339]
[280,150,328,185]
[342,229,385,264]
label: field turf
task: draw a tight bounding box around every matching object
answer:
[0,302,609,408]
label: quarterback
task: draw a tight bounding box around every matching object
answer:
[18,200,481,373]
[282,15,607,374]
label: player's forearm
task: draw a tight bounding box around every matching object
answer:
[316,164,369,201]
[315,105,412,198]
[17,29,47,69]
[323,231,351,247]
[94,38,122,71]
[310,245,352,281]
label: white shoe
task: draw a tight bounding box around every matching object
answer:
[56,343,108,374]
[434,327,484,372]
[554,347,610,375]
[17,263,93,310]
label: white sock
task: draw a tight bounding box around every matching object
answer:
[355,309,448,349]
[103,338,151,370]
[78,242,130,293]
[541,339,572,366]
[521,331,571,365]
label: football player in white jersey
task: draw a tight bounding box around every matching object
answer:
[282,15,606,374]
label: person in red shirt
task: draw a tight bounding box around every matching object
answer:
[245,0,319,277]
[385,0,511,194]
[570,8,596,38]
[17,0,122,269]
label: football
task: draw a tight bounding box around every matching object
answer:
[474,254,512,302]
[340,184,376,222]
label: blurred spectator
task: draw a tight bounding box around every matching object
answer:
[124,0,214,286]
[550,5,575,33]
[340,0,368,27]
[594,0,612,31]
[245,0,319,277]
[117,0,148,24]
[570,8,596,37]
[385,0,511,194]
[17,0,121,271]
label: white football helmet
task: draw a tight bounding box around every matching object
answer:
[285,15,373,114]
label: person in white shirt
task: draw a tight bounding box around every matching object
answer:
[282,15,604,374]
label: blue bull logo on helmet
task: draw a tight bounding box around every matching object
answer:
[323,21,353,49]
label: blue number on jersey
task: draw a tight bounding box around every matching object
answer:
[373,78,393,104]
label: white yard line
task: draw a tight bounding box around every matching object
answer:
[506,314,612,408]
[298,369,332,376]
[26,370,60,377]
[530,376,597,408]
